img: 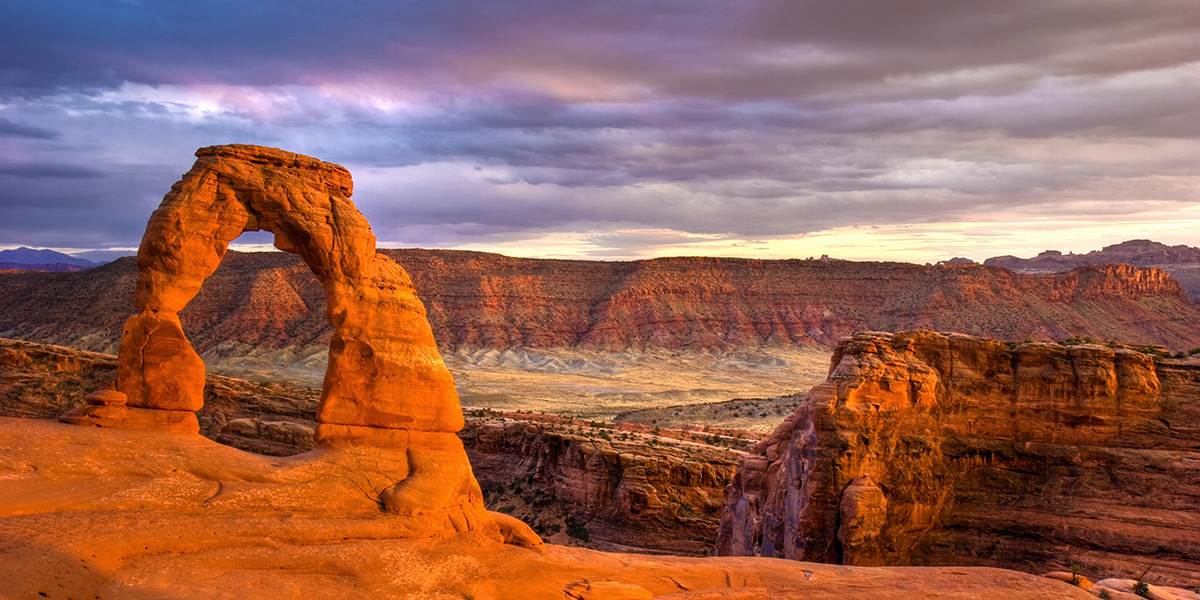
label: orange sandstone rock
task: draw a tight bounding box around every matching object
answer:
[58,144,508,538]
[112,144,463,434]
[116,311,205,410]
[716,331,1200,587]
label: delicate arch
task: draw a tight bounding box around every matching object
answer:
[79,145,463,436]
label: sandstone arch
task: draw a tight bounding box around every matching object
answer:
[66,145,462,439]
[58,144,540,542]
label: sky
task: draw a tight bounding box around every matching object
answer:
[2,0,1199,263]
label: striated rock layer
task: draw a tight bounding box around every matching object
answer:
[716,331,1200,588]
[4,250,1200,359]
[462,419,740,555]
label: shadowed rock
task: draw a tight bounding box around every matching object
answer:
[716,330,1200,587]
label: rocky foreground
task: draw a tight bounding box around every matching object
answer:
[0,417,1097,600]
[718,331,1200,588]
[0,337,744,555]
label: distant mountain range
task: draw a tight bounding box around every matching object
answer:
[0,247,102,272]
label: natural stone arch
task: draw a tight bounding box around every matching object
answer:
[60,144,541,544]
[64,145,463,439]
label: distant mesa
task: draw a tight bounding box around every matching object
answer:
[4,245,1200,356]
[983,239,1200,305]
[935,257,976,267]
[984,239,1200,270]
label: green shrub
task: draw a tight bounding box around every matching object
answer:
[1133,580,1150,598]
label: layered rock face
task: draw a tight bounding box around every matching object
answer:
[985,239,1200,271]
[985,239,1200,304]
[5,250,1200,359]
[55,145,517,542]
[462,419,740,555]
[716,331,1200,587]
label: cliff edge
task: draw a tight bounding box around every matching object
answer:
[716,331,1200,587]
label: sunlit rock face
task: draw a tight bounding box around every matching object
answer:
[115,144,463,434]
[57,145,532,541]
[716,330,1200,587]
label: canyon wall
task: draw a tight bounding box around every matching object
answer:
[3,250,1200,356]
[715,330,1200,587]
[461,419,739,555]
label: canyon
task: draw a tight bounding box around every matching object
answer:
[717,330,1200,588]
[2,144,1196,598]
[4,246,1200,429]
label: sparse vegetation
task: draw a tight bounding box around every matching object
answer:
[1131,345,1172,359]
[1133,580,1150,597]
[1133,565,1153,598]
[1058,336,1097,346]
[565,516,590,542]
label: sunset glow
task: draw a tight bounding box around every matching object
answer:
[2,1,1199,262]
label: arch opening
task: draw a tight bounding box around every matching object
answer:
[62,144,464,440]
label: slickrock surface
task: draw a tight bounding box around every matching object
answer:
[0,417,1096,600]
[717,331,1200,588]
[0,338,749,555]
[4,249,1200,360]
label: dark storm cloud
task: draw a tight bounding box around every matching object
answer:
[0,118,60,139]
[1,0,1198,255]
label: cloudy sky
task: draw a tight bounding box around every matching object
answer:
[2,0,1199,262]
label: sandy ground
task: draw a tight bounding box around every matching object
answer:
[206,346,833,424]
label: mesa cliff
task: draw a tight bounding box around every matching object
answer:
[3,250,1200,358]
[716,331,1200,587]
[985,239,1200,305]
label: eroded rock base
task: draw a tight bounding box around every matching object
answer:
[59,404,201,433]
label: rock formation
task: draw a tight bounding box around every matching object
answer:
[0,416,1099,599]
[716,331,1200,588]
[56,145,521,541]
[6,249,1200,360]
[462,418,741,555]
[985,239,1200,271]
[2,336,746,554]
[985,239,1200,304]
